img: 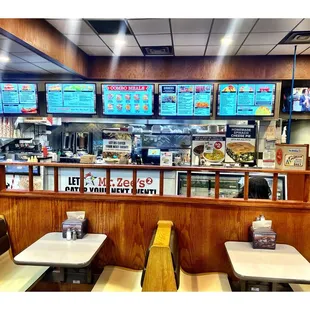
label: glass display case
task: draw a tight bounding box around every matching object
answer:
[176,172,287,200]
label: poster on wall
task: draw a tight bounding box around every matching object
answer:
[275,144,309,170]
[102,131,132,157]
[225,125,256,163]
[6,175,43,190]
[191,134,226,166]
[58,168,159,195]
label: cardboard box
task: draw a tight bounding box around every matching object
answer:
[80,155,96,164]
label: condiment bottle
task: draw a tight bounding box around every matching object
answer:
[66,228,72,241]
[72,230,77,241]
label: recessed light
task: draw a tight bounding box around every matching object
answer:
[115,39,126,46]
[0,55,10,63]
[221,37,233,46]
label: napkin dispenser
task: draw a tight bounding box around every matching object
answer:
[62,211,88,239]
[249,215,276,250]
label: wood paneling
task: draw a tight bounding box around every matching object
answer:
[89,55,310,81]
[0,19,88,77]
[1,196,310,280]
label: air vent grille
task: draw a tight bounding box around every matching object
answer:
[279,31,310,44]
[141,46,174,56]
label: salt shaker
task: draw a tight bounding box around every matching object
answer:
[66,228,72,241]
[72,230,77,241]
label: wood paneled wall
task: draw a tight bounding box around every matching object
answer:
[1,196,310,279]
[0,19,89,77]
[89,55,310,80]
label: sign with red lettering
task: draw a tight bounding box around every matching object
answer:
[59,168,159,195]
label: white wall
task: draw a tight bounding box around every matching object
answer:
[291,121,310,144]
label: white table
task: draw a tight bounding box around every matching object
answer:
[14,232,107,268]
[225,241,310,291]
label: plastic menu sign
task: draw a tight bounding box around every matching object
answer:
[275,144,309,170]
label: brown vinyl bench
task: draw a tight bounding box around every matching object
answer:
[0,215,49,292]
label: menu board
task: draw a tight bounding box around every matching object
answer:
[0,83,38,114]
[102,84,154,116]
[159,84,213,116]
[46,84,96,114]
[218,83,275,116]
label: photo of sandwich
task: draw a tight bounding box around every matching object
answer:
[143,94,148,101]
[222,85,236,93]
[134,94,140,101]
[255,106,272,115]
[226,142,255,162]
[116,95,122,101]
[135,104,140,111]
[125,94,131,101]
[195,102,209,108]
[48,84,61,92]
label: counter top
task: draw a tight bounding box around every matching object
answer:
[0,161,309,175]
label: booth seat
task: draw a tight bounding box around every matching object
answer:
[0,215,48,292]
[92,220,231,292]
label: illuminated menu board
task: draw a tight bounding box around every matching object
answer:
[0,83,37,114]
[102,84,154,116]
[218,83,276,116]
[159,84,213,116]
[46,84,96,114]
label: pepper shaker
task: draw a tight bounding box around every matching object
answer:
[72,229,77,241]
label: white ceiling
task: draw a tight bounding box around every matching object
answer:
[45,18,310,57]
[0,35,73,75]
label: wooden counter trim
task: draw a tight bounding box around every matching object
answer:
[272,173,278,201]
[1,162,309,175]
[0,190,309,210]
[28,166,33,192]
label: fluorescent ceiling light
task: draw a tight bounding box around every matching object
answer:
[221,37,233,46]
[0,55,10,63]
[115,39,126,46]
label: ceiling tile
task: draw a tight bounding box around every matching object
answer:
[237,45,275,55]
[294,19,310,31]
[174,46,205,56]
[0,63,20,71]
[46,19,94,35]
[136,34,171,46]
[205,45,240,56]
[208,33,247,46]
[99,34,138,47]
[65,34,103,46]
[301,47,310,54]
[112,46,143,56]
[11,52,48,62]
[128,19,170,35]
[0,40,30,53]
[244,32,287,45]
[212,19,257,34]
[0,34,8,40]
[252,19,302,33]
[0,52,26,63]
[171,19,212,34]
[5,63,49,73]
[33,62,69,73]
[268,44,310,55]
[78,45,113,56]
[173,33,209,46]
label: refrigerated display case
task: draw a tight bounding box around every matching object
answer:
[176,172,287,200]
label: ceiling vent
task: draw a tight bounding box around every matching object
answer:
[141,46,174,56]
[279,31,310,44]
[87,20,131,35]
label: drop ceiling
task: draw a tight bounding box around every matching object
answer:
[0,35,74,75]
[46,18,310,56]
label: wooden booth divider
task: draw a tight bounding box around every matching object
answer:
[0,162,310,283]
